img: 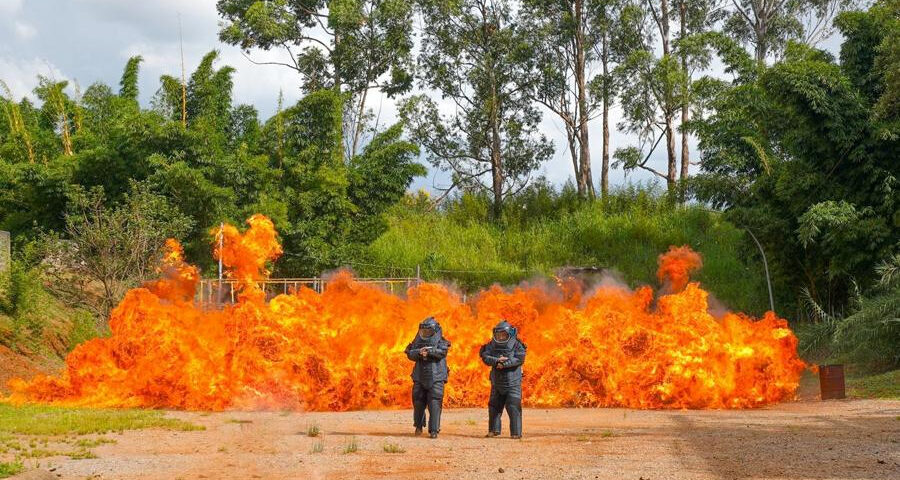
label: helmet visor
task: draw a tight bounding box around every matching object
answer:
[418,327,435,339]
[493,330,510,343]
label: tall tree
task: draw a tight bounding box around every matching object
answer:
[216,0,415,157]
[400,0,553,219]
[523,0,615,198]
[673,0,722,182]
[612,1,686,192]
[724,0,854,63]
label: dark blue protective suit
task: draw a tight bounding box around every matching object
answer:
[404,317,450,437]
[479,321,527,438]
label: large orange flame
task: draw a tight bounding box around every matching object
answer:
[7,215,805,410]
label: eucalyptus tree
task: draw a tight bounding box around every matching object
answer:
[612,0,686,192]
[216,0,416,157]
[724,0,856,63]
[400,0,553,219]
[523,0,630,199]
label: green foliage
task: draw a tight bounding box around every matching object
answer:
[0,262,47,340]
[365,184,772,314]
[798,254,900,370]
[118,56,144,104]
[0,460,23,478]
[846,369,900,398]
[1,54,424,288]
[691,7,900,313]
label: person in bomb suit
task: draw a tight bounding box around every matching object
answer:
[479,320,527,439]
[404,317,450,438]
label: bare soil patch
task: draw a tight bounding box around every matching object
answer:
[11,399,899,480]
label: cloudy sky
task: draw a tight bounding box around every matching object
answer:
[1,0,721,191]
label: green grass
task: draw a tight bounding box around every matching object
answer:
[310,440,324,454]
[847,370,900,399]
[382,442,405,453]
[306,424,320,437]
[0,460,24,478]
[365,194,771,315]
[0,403,203,435]
[73,437,116,448]
[343,437,359,454]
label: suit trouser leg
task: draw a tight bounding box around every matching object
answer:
[505,384,522,436]
[488,387,505,434]
[412,382,427,428]
[427,381,445,434]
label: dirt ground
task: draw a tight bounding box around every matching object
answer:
[15,398,898,480]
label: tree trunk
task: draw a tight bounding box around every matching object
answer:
[665,118,677,192]
[601,32,610,199]
[660,0,671,56]
[679,1,689,184]
[350,87,369,159]
[490,76,503,220]
[574,0,594,199]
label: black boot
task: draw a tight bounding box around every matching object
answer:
[415,427,423,436]
[429,432,438,439]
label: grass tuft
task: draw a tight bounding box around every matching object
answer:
[306,424,320,437]
[343,436,359,454]
[310,440,324,454]
[382,442,405,453]
[225,419,253,424]
[0,460,24,478]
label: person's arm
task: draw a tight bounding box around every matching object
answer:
[480,344,500,366]
[428,339,450,359]
[405,342,421,361]
[502,342,527,368]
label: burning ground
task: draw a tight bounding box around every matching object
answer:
[7,214,805,411]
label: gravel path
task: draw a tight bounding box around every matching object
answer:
[24,399,900,480]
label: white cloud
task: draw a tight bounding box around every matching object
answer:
[0,56,66,100]
[0,0,22,15]
[14,20,37,40]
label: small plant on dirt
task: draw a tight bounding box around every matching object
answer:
[601,431,614,438]
[306,424,321,437]
[0,460,24,477]
[68,449,98,460]
[343,437,359,454]
[74,437,116,448]
[382,442,405,453]
[226,419,252,424]
[575,435,590,442]
[310,441,324,454]
[465,419,477,426]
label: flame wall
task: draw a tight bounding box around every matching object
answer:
[7,215,805,410]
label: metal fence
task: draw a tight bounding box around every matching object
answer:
[196,277,421,308]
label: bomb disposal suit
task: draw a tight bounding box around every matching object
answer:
[479,320,527,438]
[404,317,450,437]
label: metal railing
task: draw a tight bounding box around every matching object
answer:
[196,277,421,308]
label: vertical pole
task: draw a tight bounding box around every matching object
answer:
[218,222,224,281]
[745,227,775,313]
[416,264,421,285]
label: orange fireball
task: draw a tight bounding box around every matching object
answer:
[7,215,805,410]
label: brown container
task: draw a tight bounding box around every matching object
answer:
[819,364,846,400]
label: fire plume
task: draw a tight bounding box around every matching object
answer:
[8,215,805,410]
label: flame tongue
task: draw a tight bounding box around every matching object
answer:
[7,216,805,410]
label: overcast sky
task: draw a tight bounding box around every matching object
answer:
[0,0,777,192]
